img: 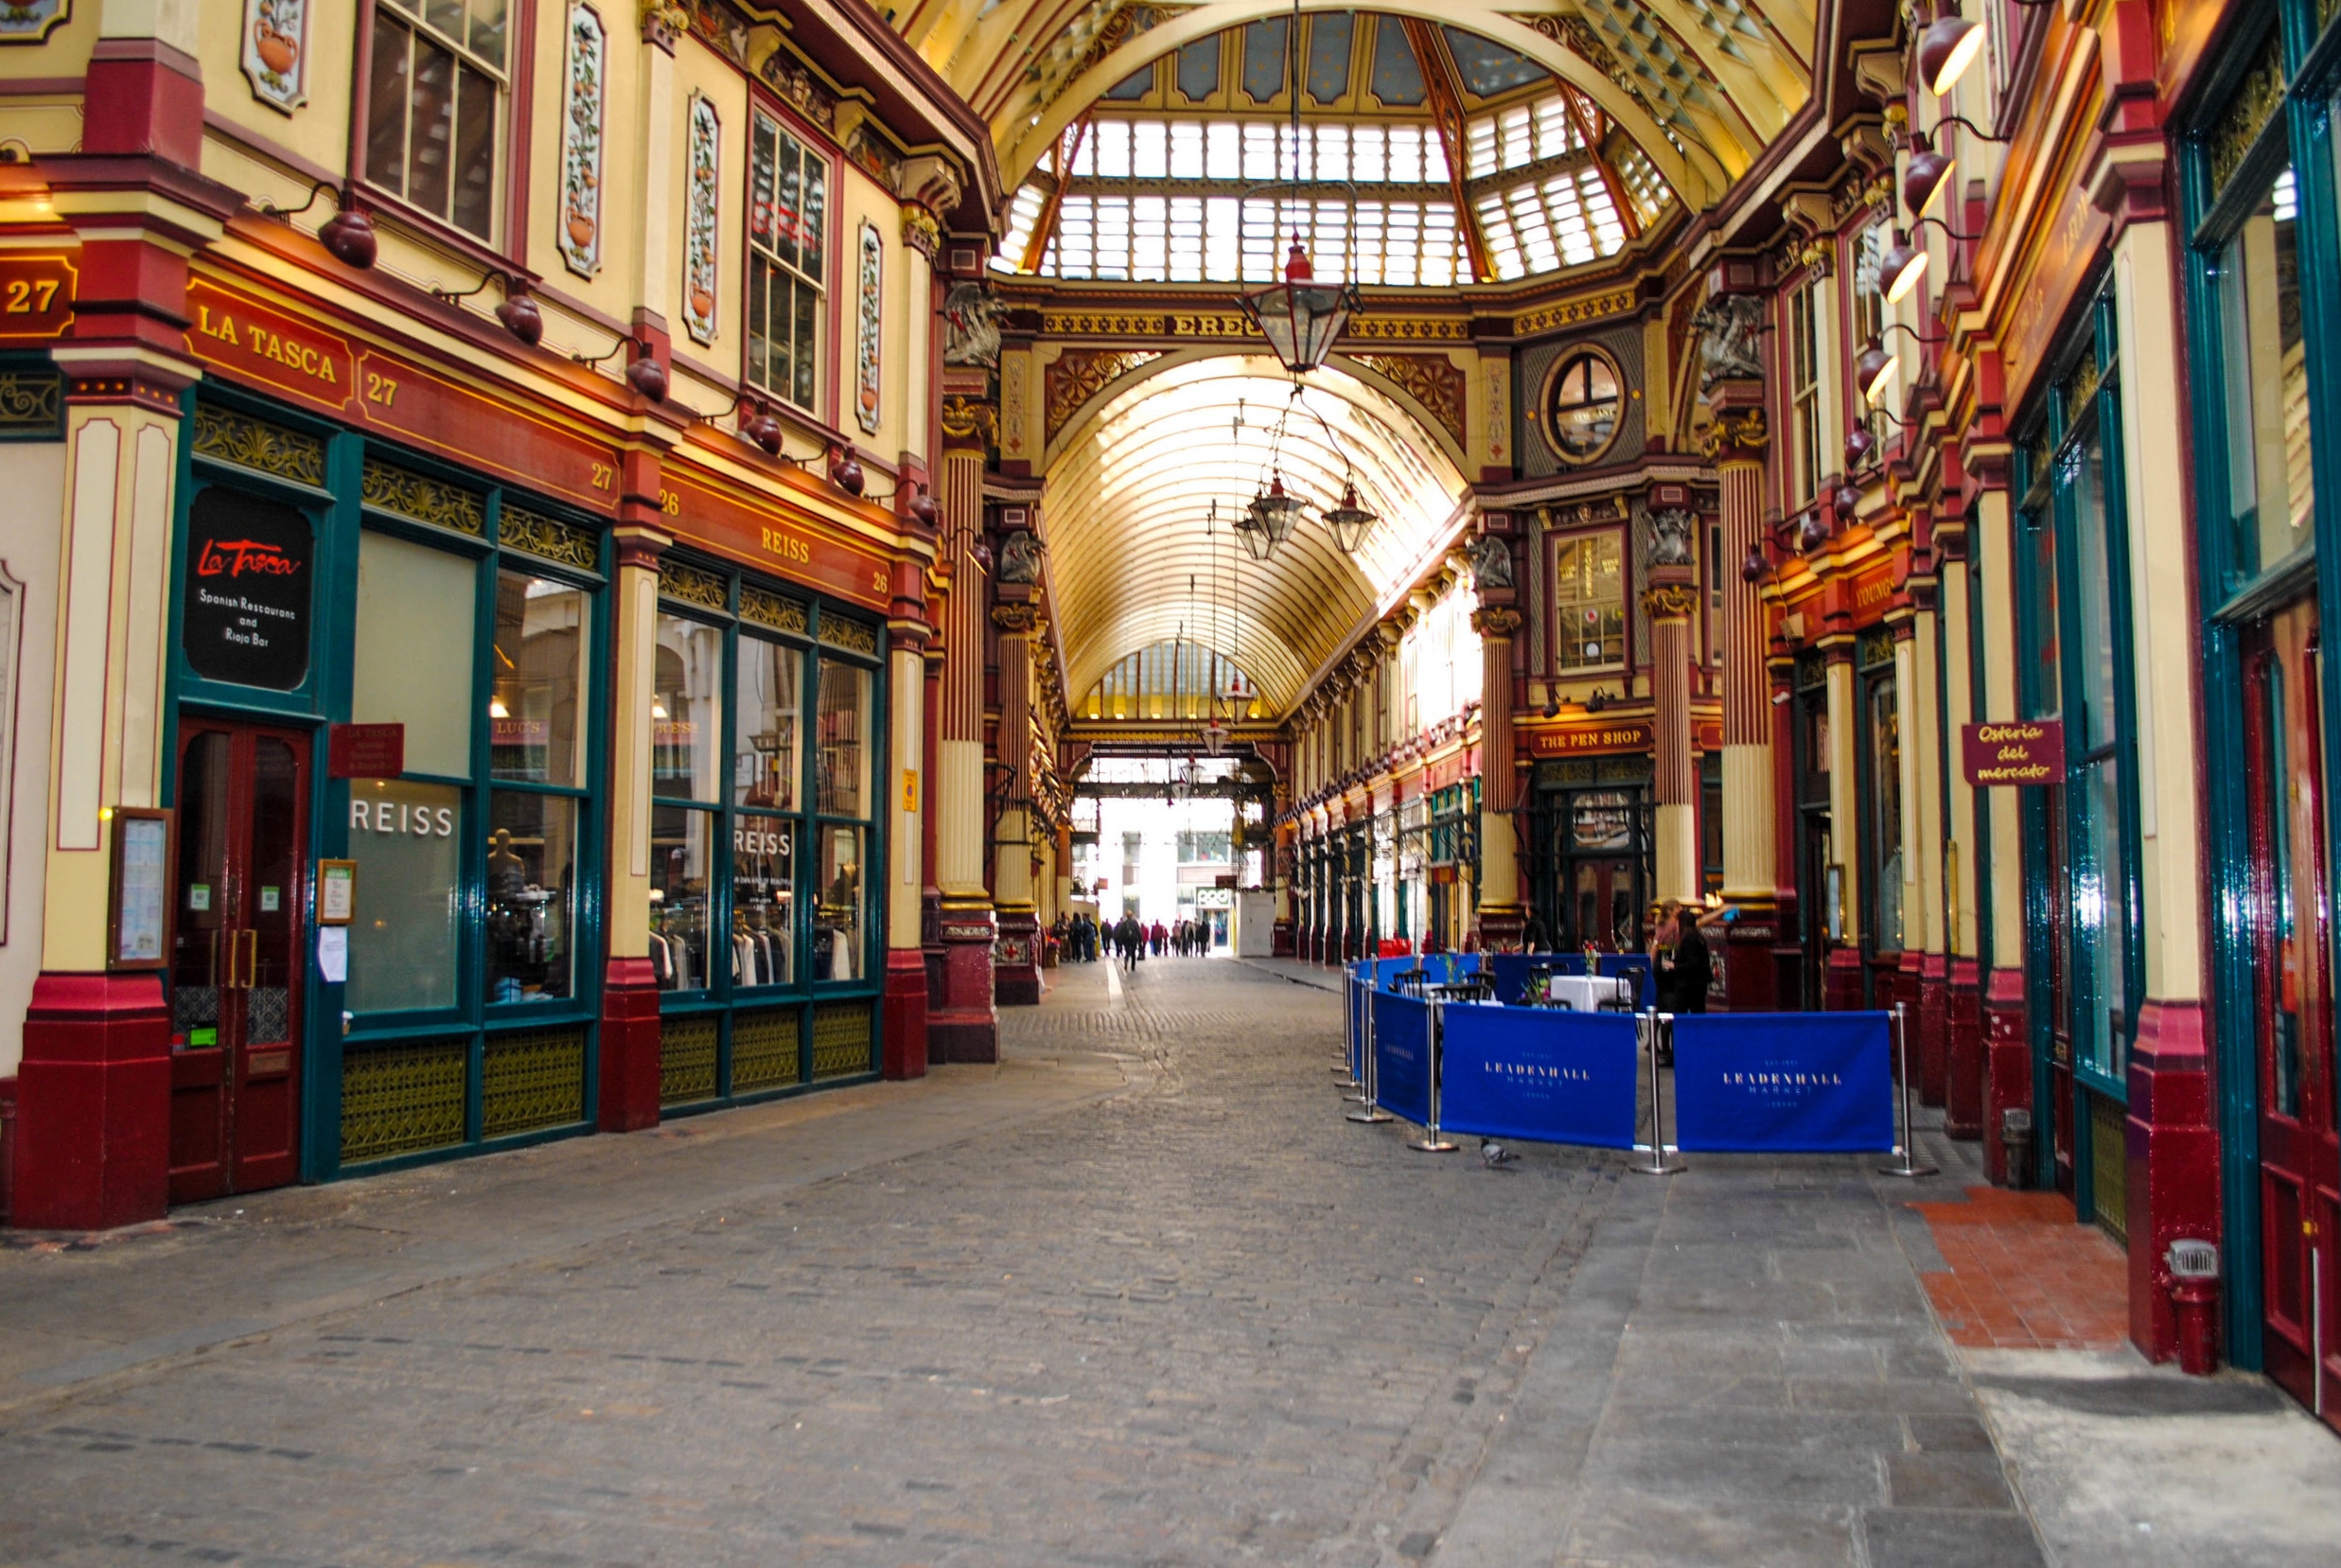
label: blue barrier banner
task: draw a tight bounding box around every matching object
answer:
[1671,1013,1894,1154]
[1372,991,1433,1127]
[1438,1005,1640,1150]
[1369,954,1482,992]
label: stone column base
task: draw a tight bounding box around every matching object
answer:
[2126,1000,2218,1364]
[1915,951,1947,1108]
[882,950,929,1079]
[12,973,170,1231]
[598,957,662,1133]
[1983,967,2031,1186]
[1945,960,1983,1139]
[929,906,999,1063]
[1823,948,1867,1012]
[994,907,1042,1007]
[1716,904,1782,1012]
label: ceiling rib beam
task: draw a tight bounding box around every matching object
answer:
[1400,19,1496,285]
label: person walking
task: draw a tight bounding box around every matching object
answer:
[1116,912,1142,973]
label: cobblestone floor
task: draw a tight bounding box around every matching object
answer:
[0,956,2315,1567]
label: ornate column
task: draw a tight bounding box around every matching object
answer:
[597,524,670,1130]
[11,47,235,1227]
[882,555,932,1077]
[1644,562,1701,908]
[1470,605,1524,948]
[1938,517,1985,1139]
[991,595,1043,1005]
[1706,388,1780,1010]
[926,379,996,1061]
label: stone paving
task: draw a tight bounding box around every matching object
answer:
[0,955,2327,1566]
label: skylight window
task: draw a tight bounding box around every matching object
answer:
[1465,95,1585,179]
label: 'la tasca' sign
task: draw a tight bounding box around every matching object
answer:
[1961,721,2064,786]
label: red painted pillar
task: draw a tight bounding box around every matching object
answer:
[2126,1001,2220,1363]
[1982,966,2031,1185]
[12,978,171,1230]
[597,958,662,1132]
[1945,958,1984,1138]
[1913,949,1947,1107]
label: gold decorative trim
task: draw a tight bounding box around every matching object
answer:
[741,584,809,633]
[1640,583,1700,620]
[659,558,730,611]
[940,393,998,447]
[659,1014,719,1105]
[0,368,62,434]
[1348,353,1466,448]
[362,458,485,536]
[1470,607,1524,638]
[1700,406,1769,461]
[500,502,601,571]
[1034,310,1468,343]
[819,614,879,654]
[1512,287,1639,338]
[482,1027,587,1138]
[191,403,325,486]
[1045,348,1163,442]
[2209,26,2287,201]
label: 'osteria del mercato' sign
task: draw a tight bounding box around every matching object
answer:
[1961,721,2064,786]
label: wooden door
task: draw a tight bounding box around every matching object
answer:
[167,722,309,1204]
[2244,603,2341,1429]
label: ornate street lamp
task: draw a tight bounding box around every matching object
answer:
[1245,473,1306,555]
[1320,484,1377,554]
[1237,241,1360,374]
[1917,0,1985,97]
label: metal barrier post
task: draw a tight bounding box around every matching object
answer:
[1877,1002,1938,1178]
[1346,978,1393,1124]
[1337,974,1362,1082]
[1630,1010,1682,1175]
[1409,995,1459,1153]
[1341,977,1369,1101]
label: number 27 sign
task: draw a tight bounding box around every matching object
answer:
[0,254,74,342]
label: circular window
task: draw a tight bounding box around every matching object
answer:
[1543,347,1627,465]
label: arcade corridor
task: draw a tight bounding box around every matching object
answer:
[3,960,2332,1567]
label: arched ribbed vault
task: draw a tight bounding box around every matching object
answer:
[1042,355,1470,714]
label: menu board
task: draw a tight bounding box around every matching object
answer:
[109,809,173,971]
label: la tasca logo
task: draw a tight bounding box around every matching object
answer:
[196,536,303,579]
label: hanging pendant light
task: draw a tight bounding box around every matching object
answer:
[1246,473,1306,554]
[1321,484,1377,554]
[1238,241,1359,373]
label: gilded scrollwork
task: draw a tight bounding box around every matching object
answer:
[362,458,485,536]
[1044,349,1161,442]
[500,504,601,570]
[660,559,729,611]
[192,403,325,486]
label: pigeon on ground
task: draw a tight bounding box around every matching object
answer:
[1481,1139,1517,1169]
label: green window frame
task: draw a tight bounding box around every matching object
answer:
[647,556,886,1108]
[2015,287,2145,1103]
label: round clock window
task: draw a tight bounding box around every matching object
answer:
[1544,348,1626,465]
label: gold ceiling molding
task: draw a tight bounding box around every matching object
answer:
[1511,285,1640,337]
[1345,354,1467,449]
[1037,309,1469,343]
[1046,348,1165,442]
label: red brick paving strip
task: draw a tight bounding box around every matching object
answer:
[1909,1186,2131,1351]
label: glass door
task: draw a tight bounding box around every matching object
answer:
[167,721,309,1204]
[2244,602,2341,1430]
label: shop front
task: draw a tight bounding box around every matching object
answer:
[2186,5,2341,1427]
[160,380,612,1188]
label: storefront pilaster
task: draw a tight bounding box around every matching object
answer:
[600,524,670,1133]
[1644,571,1699,907]
[1895,614,1945,1104]
[991,598,1041,1006]
[13,136,232,1227]
[884,603,931,1077]
[1975,481,2030,1185]
[1822,639,1865,1011]
[927,390,994,1061]
[1470,602,1523,950]
[1938,522,1985,1141]
[2109,210,2214,1362]
[1708,385,1779,1009]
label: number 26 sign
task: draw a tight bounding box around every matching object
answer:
[0,254,74,342]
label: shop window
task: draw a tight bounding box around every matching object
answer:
[2214,166,2315,590]
[486,570,590,1004]
[365,0,507,240]
[747,111,827,411]
[648,577,881,1013]
[354,530,475,776]
[346,778,463,1014]
[2016,290,2140,1091]
[1553,531,1625,669]
[1788,275,1822,502]
[1543,348,1625,466]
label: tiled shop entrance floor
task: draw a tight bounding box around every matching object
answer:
[1909,1189,2130,1351]
[0,958,2071,1565]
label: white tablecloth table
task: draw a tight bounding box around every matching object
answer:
[1545,974,1638,1013]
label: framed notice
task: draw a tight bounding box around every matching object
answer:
[108,807,174,971]
[317,858,357,925]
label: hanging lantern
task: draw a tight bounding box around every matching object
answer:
[1202,720,1231,757]
[1245,473,1306,555]
[1236,240,1358,373]
[1320,484,1377,554]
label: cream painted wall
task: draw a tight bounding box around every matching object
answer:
[0,442,64,1077]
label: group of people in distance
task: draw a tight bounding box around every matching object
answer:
[1051,911,1219,973]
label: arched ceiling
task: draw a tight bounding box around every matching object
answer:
[1043,356,1470,714]
[892,0,1815,207]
